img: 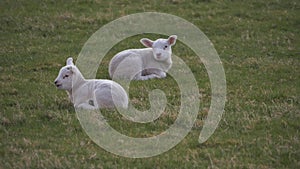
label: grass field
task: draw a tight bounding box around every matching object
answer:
[1,0,299,168]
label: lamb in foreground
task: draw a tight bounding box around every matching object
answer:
[54,57,128,109]
[109,35,177,80]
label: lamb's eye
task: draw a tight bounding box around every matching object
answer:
[164,45,168,48]
[63,75,69,79]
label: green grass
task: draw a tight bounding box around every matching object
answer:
[1,0,299,168]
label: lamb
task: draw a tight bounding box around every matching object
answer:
[109,35,177,80]
[54,57,128,109]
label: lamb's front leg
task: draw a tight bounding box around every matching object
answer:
[140,69,167,80]
[134,73,160,80]
[75,101,98,110]
[156,71,166,78]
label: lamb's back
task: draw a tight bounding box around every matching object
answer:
[109,48,153,77]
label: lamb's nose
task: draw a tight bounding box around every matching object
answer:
[54,80,58,85]
[156,53,162,57]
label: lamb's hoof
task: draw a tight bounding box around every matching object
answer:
[88,100,94,106]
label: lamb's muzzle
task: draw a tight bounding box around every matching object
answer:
[54,80,61,87]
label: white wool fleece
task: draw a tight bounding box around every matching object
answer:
[109,35,177,80]
[54,57,128,109]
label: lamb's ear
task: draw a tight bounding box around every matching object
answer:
[66,57,74,66]
[140,38,153,48]
[168,35,177,46]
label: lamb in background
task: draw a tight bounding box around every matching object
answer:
[109,35,177,80]
[54,57,128,109]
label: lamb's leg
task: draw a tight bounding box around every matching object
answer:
[140,69,167,80]
[156,71,167,78]
[134,73,160,80]
[75,102,98,110]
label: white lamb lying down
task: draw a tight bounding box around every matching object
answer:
[54,57,128,109]
[109,35,177,80]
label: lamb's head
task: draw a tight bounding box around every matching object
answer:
[54,57,75,91]
[140,35,177,61]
